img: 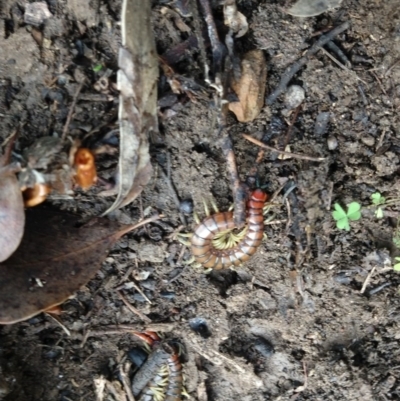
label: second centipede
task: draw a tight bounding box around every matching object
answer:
[190,188,269,270]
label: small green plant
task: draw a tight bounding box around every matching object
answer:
[93,64,103,72]
[332,202,361,231]
[371,192,386,218]
[393,257,400,272]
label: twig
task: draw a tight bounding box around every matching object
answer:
[266,21,350,105]
[61,80,85,141]
[282,105,301,150]
[119,361,136,401]
[319,47,367,85]
[221,134,247,228]
[197,0,225,81]
[325,40,351,67]
[118,214,164,237]
[80,323,176,347]
[117,290,152,323]
[360,266,376,294]
[243,134,325,161]
[45,313,71,336]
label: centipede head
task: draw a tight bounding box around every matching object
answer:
[251,188,269,202]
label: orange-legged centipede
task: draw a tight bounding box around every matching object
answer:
[191,188,268,270]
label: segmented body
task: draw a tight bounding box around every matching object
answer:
[138,348,183,401]
[164,352,183,401]
[132,331,184,401]
[191,189,268,269]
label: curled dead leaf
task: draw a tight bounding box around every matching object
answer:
[102,0,158,215]
[228,50,267,122]
[0,208,161,324]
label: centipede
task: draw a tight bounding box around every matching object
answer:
[189,188,269,270]
[131,331,185,401]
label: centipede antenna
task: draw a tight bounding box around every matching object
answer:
[228,204,234,211]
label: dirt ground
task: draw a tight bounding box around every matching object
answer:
[2,0,400,400]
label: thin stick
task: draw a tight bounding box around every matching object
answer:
[319,47,367,85]
[118,214,163,237]
[243,134,325,161]
[360,266,376,294]
[117,290,152,323]
[45,313,71,336]
[266,21,350,105]
[221,134,247,227]
[119,362,136,401]
[61,80,85,141]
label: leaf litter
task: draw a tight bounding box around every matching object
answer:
[0,207,160,324]
[102,0,158,215]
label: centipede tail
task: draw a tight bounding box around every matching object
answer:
[191,189,268,269]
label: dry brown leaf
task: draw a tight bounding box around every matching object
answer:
[223,0,248,38]
[0,208,160,324]
[0,148,25,263]
[228,50,267,122]
[102,0,158,215]
[286,0,342,17]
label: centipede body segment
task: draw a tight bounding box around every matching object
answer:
[190,189,268,270]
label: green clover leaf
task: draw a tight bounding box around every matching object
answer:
[347,202,361,221]
[371,192,385,205]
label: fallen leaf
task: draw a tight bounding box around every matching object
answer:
[0,208,160,324]
[286,0,342,17]
[102,0,158,215]
[0,163,25,263]
[223,0,248,38]
[228,50,267,122]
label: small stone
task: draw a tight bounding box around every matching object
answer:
[327,136,338,150]
[314,112,330,136]
[179,199,194,214]
[284,85,305,110]
[24,2,53,27]
[361,135,375,147]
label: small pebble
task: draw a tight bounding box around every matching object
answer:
[253,337,274,358]
[327,136,338,150]
[160,291,176,300]
[361,135,375,147]
[179,199,194,214]
[24,2,52,26]
[314,112,330,136]
[127,347,148,369]
[189,317,212,338]
[284,85,305,110]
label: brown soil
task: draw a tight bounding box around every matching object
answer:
[1,1,400,400]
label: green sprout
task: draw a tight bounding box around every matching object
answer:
[332,202,361,231]
[371,192,386,218]
[93,64,103,72]
[393,257,400,272]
